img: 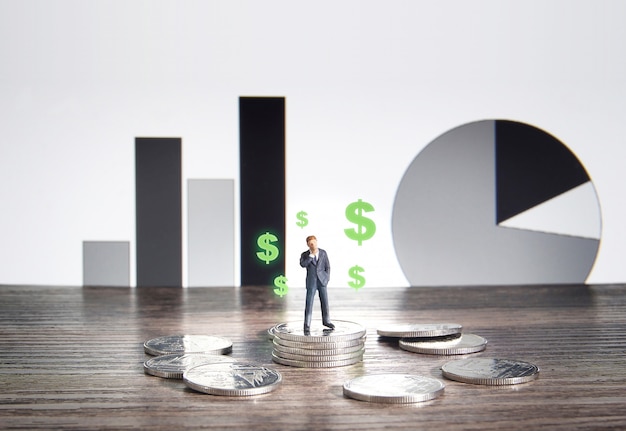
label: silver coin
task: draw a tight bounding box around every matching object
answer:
[441,358,540,385]
[343,374,445,404]
[143,335,233,356]
[273,347,365,362]
[267,326,276,340]
[143,352,235,379]
[273,340,365,356]
[183,361,282,396]
[271,352,363,368]
[273,335,366,350]
[272,320,366,343]
[400,333,487,355]
[377,323,462,338]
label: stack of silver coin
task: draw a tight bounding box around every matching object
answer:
[377,323,488,356]
[270,320,366,368]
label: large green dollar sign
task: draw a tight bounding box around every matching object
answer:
[256,232,279,264]
[273,275,288,297]
[344,199,376,245]
[296,211,308,228]
[348,265,365,290]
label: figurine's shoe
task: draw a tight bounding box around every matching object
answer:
[323,321,335,330]
[303,326,310,335]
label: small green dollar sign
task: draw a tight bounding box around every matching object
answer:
[273,275,288,297]
[344,199,376,246]
[296,211,308,228]
[256,232,279,264]
[348,265,365,290]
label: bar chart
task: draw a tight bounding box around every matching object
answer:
[82,97,286,288]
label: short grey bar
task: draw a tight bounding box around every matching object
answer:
[83,241,130,287]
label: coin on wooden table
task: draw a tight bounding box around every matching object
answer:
[400,333,487,355]
[271,352,363,368]
[377,323,462,338]
[143,352,235,379]
[272,347,365,362]
[272,320,366,343]
[343,374,445,404]
[273,339,365,356]
[441,358,540,385]
[183,361,282,396]
[273,335,366,350]
[143,335,233,356]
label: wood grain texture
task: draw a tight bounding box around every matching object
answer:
[1,284,625,430]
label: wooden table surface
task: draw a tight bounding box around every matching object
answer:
[1,283,625,430]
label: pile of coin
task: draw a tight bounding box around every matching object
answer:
[143,334,235,380]
[377,323,488,356]
[270,320,366,368]
[142,334,283,396]
[376,325,539,387]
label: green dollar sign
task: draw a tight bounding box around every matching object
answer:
[348,265,365,290]
[344,199,376,246]
[273,275,288,297]
[256,232,279,264]
[296,211,308,228]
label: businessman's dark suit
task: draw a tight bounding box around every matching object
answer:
[300,248,331,330]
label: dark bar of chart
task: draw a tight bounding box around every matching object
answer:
[187,179,235,287]
[239,97,286,286]
[82,241,130,287]
[135,137,182,287]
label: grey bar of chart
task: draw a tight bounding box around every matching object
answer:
[187,179,235,287]
[135,137,182,287]
[83,241,130,287]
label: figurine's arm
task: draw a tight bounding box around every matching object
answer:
[324,251,330,274]
[319,250,331,285]
[300,251,314,268]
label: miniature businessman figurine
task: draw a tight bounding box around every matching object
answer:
[300,235,334,334]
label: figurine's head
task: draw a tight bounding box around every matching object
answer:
[306,235,317,251]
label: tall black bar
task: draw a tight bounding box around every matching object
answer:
[135,137,182,287]
[239,97,286,286]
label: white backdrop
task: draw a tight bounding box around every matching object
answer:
[1,0,624,287]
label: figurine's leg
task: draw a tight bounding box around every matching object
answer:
[318,284,334,329]
[304,286,316,330]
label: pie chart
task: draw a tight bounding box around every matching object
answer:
[391,120,601,286]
